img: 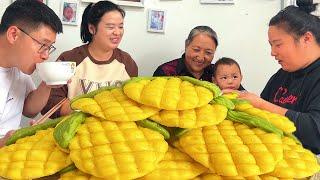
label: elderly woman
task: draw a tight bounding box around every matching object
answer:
[153,26,218,81]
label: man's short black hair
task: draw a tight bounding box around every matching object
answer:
[0,0,62,34]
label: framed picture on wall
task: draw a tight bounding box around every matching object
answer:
[116,0,144,7]
[147,9,167,33]
[60,0,79,26]
[81,0,144,7]
[200,0,234,4]
[12,0,48,4]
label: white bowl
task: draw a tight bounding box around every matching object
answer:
[36,61,76,85]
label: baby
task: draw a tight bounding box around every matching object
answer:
[212,57,245,90]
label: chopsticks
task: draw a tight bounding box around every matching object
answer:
[32,98,68,126]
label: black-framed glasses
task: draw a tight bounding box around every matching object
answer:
[17,27,56,55]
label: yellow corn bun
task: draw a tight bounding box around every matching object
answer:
[71,98,105,119]
[235,103,296,133]
[149,104,227,128]
[139,146,207,180]
[177,120,283,177]
[71,88,160,122]
[195,173,260,180]
[123,77,213,110]
[223,93,239,99]
[69,117,168,179]
[60,169,102,180]
[195,173,293,180]
[260,175,293,180]
[0,128,70,179]
[267,137,320,179]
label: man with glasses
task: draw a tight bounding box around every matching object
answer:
[17,27,57,55]
[0,0,63,147]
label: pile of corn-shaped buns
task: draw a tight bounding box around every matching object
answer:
[0,76,319,180]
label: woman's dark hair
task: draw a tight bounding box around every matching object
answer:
[185,26,218,47]
[269,0,320,45]
[0,0,62,34]
[81,1,125,43]
[213,57,242,76]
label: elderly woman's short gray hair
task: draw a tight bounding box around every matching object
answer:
[185,26,218,47]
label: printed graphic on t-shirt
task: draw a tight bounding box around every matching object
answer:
[272,86,298,105]
[67,57,130,99]
[79,79,123,94]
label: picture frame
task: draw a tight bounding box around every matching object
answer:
[81,0,144,7]
[200,0,234,4]
[12,0,48,4]
[147,9,167,33]
[116,0,144,7]
[60,0,79,26]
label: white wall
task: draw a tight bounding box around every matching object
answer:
[0,0,282,94]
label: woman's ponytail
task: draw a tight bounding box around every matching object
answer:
[80,3,94,43]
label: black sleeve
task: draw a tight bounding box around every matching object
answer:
[153,66,166,76]
[260,84,271,101]
[285,84,320,154]
[260,73,278,100]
